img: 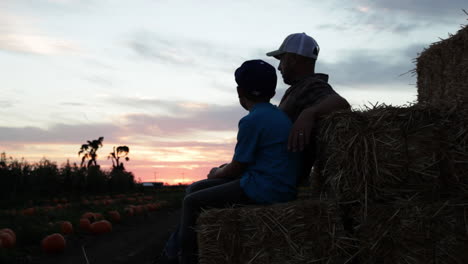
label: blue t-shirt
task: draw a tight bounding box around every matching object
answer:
[233,102,301,204]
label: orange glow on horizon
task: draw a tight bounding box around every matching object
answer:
[0,141,233,186]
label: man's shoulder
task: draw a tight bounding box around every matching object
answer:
[301,73,333,89]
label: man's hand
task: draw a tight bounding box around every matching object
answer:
[288,94,351,152]
[288,108,316,152]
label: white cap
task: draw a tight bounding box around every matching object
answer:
[266,33,320,59]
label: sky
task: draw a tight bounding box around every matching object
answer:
[1,0,466,184]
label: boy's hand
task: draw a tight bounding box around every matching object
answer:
[207,167,220,179]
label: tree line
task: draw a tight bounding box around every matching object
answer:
[0,137,136,201]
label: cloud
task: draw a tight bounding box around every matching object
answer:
[0,123,120,143]
[362,0,467,18]
[83,75,113,87]
[60,102,87,107]
[0,100,15,108]
[0,9,81,55]
[122,103,243,135]
[128,31,241,74]
[322,0,466,35]
[0,98,244,143]
[316,44,426,88]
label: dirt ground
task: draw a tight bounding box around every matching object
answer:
[32,208,181,264]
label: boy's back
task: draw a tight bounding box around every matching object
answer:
[234,102,301,204]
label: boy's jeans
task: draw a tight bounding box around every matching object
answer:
[175,178,253,264]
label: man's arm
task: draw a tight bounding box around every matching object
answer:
[207,160,248,179]
[289,94,350,152]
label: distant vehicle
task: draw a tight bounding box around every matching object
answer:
[141,182,164,189]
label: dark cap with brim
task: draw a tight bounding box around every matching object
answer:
[235,60,277,98]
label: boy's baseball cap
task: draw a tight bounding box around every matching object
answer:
[266,33,320,59]
[235,60,277,98]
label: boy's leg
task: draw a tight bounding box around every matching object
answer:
[178,179,253,264]
[159,178,234,262]
[185,178,234,194]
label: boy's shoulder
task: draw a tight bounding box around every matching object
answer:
[241,103,291,126]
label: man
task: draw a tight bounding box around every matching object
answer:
[266,32,351,185]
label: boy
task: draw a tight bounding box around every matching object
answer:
[176,59,301,264]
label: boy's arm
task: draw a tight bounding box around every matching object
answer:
[207,160,247,179]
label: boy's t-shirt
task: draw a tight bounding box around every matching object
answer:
[233,102,301,204]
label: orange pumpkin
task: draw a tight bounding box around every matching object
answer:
[41,233,66,254]
[47,206,55,212]
[90,220,112,235]
[22,207,35,216]
[0,232,15,248]
[0,228,16,243]
[81,212,95,221]
[134,206,143,215]
[108,211,121,223]
[59,221,73,235]
[94,213,104,220]
[124,207,134,216]
[79,218,91,232]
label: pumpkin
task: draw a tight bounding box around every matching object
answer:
[108,211,121,223]
[0,231,15,248]
[81,212,95,221]
[94,213,104,220]
[41,233,66,254]
[90,220,112,235]
[79,218,91,232]
[0,228,16,242]
[22,207,35,216]
[134,206,143,215]
[59,221,73,235]
[124,207,134,216]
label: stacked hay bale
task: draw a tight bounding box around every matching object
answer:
[197,200,356,264]
[417,25,468,105]
[317,104,468,263]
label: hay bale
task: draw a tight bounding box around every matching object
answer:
[352,199,468,264]
[196,200,355,264]
[417,25,468,106]
[316,104,468,204]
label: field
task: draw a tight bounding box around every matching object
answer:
[0,188,185,264]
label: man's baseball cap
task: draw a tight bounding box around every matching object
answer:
[266,33,320,59]
[235,60,277,98]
